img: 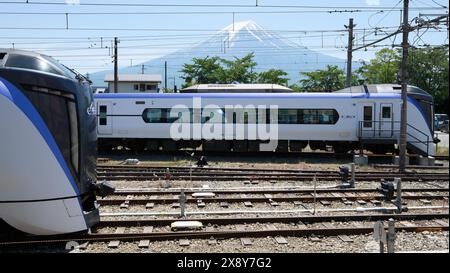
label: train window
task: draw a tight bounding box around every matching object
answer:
[5,54,62,76]
[68,101,79,173]
[140,84,146,92]
[22,90,80,182]
[279,109,298,124]
[0,53,5,60]
[142,108,162,123]
[99,105,107,125]
[134,84,139,91]
[277,109,339,125]
[382,106,391,119]
[363,106,373,128]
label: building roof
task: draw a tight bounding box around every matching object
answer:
[105,74,162,83]
[181,84,292,93]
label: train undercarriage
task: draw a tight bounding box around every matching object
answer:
[98,138,399,155]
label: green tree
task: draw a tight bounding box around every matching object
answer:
[408,46,449,114]
[299,65,346,92]
[221,53,258,83]
[288,83,304,92]
[257,69,289,85]
[355,48,401,84]
[180,56,225,87]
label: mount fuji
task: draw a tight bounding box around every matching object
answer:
[89,20,349,88]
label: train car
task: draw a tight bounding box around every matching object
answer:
[94,84,436,156]
[0,49,113,235]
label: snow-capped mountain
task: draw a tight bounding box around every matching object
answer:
[89,20,348,88]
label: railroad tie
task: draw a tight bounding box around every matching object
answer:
[244,201,253,207]
[220,202,229,208]
[320,200,331,206]
[399,221,416,227]
[274,236,288,245]
[264,194,273,199]
[420,199,432,205]
[370,200,382,205]
[172,203,181,208]
[338,235,354,243]
[236,226,253,246]
[434,220,448,227]
[108,227,126,248]
[356,200,367,205]
[265,224,277,230]
[179,239,190,246]
[138,226,153,248]
[145,203,155,209]
[270,201,279,207]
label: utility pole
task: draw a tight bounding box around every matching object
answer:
[399,0,409,173]
[345,18,355,88]
[114,37,119,93]
[164,61,168,91]
[141,65,145,74]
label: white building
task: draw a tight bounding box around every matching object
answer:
[105,74,162,93]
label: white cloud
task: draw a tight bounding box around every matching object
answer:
[366,0,381,5]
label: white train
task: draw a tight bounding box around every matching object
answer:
[94,84,436,156]
[0,49,113,235]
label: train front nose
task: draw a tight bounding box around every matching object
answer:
[0,78,91,235]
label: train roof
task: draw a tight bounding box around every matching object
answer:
[0,48,80,81]
[180,84,292,93]
[95,91,402,100]
[335,84,433,101]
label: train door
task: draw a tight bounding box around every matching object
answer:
[360,103,375,138]
[97,101,113,135]
[379,103,393,138]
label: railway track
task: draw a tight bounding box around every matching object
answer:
[97,165,449,182]
[98,151,449,162]
[0,213,447,247]
[99,188,449,206]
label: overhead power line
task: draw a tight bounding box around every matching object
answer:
[0,1,447,10]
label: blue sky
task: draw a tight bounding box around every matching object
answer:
[0,0,448,74]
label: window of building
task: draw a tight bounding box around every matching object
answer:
[146,84,157,91]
